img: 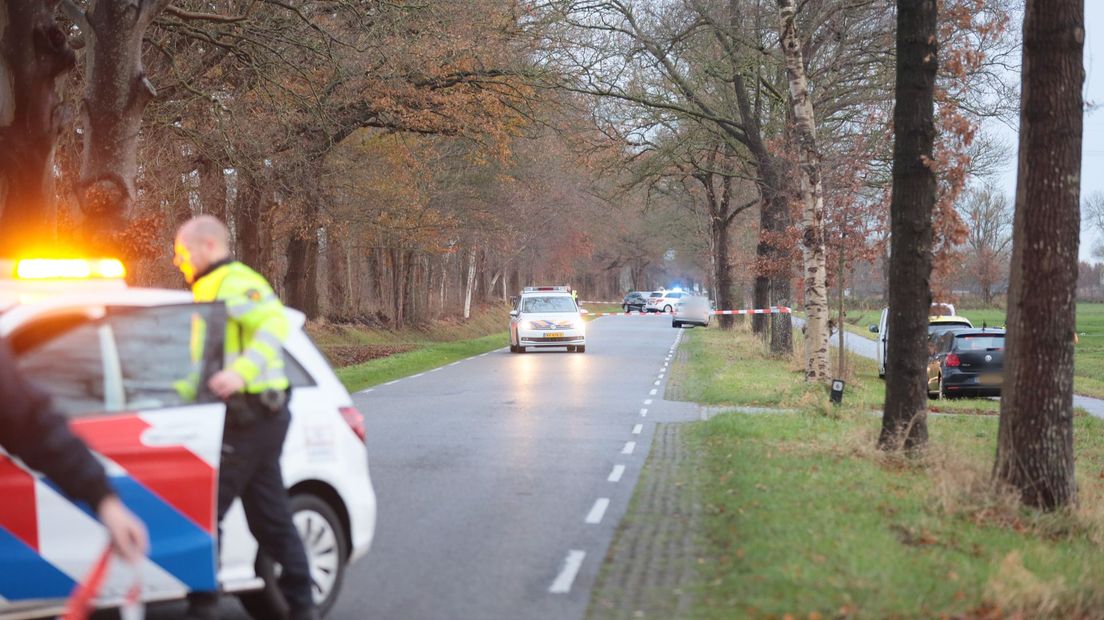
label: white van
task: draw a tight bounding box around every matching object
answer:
[870,303,972,378]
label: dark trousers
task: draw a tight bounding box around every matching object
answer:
[189,406,314,613]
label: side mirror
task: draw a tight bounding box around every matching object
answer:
[509,310,519,318]
[869,325,879,333]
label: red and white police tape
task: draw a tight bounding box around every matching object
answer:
[585,307,792,317]
[63,547,144,620]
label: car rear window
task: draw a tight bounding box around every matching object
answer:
[954,335,1004,350]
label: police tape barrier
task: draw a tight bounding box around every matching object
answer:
[587,307,792,317]
[63,547,144,620]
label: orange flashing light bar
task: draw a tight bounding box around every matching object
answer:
[15,258,126,280]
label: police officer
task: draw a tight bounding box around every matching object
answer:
[0,339,148,563]
[175,216,317,620]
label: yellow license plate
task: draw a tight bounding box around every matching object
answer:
[547,332,564,338]
[979,374,1002,385]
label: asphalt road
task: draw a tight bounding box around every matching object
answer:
[329,315,699,620]
[138,315,699,620]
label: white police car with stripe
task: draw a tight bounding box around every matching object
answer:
[0,260,375,619]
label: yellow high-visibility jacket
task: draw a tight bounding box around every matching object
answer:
[192,260,290,394]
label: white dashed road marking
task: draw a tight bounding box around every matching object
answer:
[639,408,648,416]
[622,441,636,455]
[549,550,586,594]
[608,465,625,482]
[644,399,653,405]
[650,389,657,396]
[586,498,611,524]
[632,424,643,435]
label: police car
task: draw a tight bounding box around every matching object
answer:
[509,286,587,353]
[0,259,375,619]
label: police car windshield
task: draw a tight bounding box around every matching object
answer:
[521,296,576,313]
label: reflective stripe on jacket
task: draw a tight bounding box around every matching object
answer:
[192,261,290,394]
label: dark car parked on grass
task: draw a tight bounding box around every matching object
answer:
[927,328,1005,399]
[622,291,648,312]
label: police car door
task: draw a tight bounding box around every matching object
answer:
[0,303,227,608]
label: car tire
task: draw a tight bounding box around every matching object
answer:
[238,494,348,620]
[664,305,673,313]
[566,345,576,352]
[576,345,586,353]
[509,345,518,353]
[937,375,946,400]
[672,321,681,328]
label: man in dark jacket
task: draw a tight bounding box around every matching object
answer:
[0,339,147,563]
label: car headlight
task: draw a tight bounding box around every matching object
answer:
[522,321,535,330]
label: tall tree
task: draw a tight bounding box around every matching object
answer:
[777,0,829,381]
[0,1,75,253]
[994,0,1084,510]
[879,0,938,452]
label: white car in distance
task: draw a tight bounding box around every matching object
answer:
[509,286,586,353]
[645,290,686,314]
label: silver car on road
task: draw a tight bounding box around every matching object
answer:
[672,295,711,328]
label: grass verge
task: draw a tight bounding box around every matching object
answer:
[669,326,1104,618]
[333,332,507,392]
[306,304,511,392]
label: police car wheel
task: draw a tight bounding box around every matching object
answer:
[672,321,681,328]
[575,345,586,353]
[238,494,348,619]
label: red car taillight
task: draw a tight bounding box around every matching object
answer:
[945,353,961,367]
[339,406,366,442]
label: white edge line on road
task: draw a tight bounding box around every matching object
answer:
[608,465,625,482]
[632,424,643,435]
[639,408,648,416]
[644,399,653,405]
[549,550,587,594]
[585,498,611,524]
[384,380,399,386]
[412,373,425,378]
[622,441,636,455]
[429,368,441,373]
[650,389,657,396]
[449,361,461,366]
[358,388,375,394]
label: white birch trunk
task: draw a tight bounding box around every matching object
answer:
[778,0,830,382]
[463,248,477,319]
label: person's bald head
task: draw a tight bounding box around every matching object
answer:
[174,215,231,284]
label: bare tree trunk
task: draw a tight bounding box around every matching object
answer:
[463,248,477,319]
[78,0,172,253]
[879,0,938,452]
[197,155,226,219]
[994,0,1083,510]
[285,232,320,319]
[0,1,75,253]
[779,0,829,381]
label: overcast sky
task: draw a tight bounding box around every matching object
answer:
[990,5,1104,261]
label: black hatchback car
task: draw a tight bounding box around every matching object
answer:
[927,328,1005,399]
[622,291,648,312]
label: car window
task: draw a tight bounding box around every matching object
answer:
[520,296,576,313]
[17,316,107,415]
[285,350,316,387]
[649,292,663,298]
[16,304,226,417]
[955,335,1005,350]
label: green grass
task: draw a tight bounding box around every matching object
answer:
[333,332,507,392]
[670,327,1104,618]
[670,327,1000,416]
[307,304,512,392]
